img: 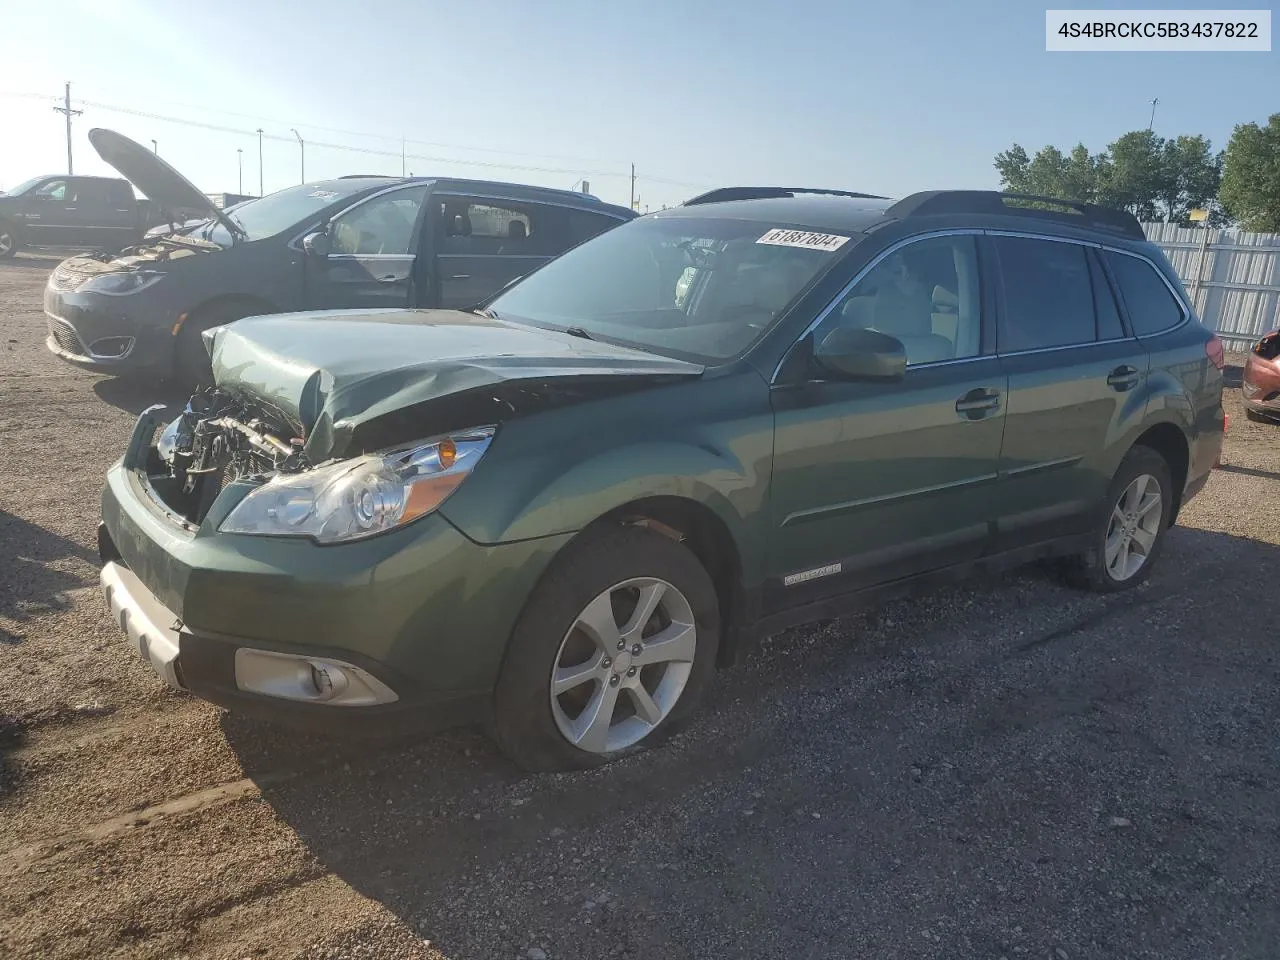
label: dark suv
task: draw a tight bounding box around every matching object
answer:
[44,129,636,381]
[96,186,1225,771]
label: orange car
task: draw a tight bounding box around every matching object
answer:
[1243,330,1280,423]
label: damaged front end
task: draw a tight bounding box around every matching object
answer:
[144,388,309,528]
[141,387,495,544]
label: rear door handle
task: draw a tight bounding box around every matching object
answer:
[955,388,1002,419]
[449,274,471,280]
[376,274,400,283]
[1107,365,1141,390]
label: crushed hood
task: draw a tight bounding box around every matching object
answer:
[88,128,235,233]
[205,309,704,459]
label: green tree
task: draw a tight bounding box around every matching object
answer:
[1158,135,1222,223]
[1219,114,1280,232]
[993,144,1031,193]
[1097,130,1164,220]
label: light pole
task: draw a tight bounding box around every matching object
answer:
[237,148,243,195]
[1147,97,1159,131]
[290,128,305,184]
[256,128,264,196]
[151,139,158,155]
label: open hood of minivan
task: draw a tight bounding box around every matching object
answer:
[205,309,704,460]
[88,128,242,237]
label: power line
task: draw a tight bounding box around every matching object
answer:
[1,89,714,191]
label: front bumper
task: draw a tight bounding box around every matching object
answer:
[97,408,573,734]
[44,276,174,375]
[1242,355,1280,419]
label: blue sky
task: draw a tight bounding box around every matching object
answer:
[0,0,1275,209]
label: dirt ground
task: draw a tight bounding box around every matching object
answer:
[2,252,1279,960]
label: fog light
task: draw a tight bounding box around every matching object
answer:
[89,336,135,358]
[233,648,397,706]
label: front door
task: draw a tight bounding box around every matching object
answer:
[431,195,553,309]
[768,233,1006,610]
[988,234,1150,550]
[304,184,428,310]
[19,179,72,246]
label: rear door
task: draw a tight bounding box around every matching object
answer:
[62,180,128,248]
[990,233,1149,551]
[303,184,428,310]
[430,196,623,309]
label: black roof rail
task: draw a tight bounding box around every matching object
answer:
[886,190,1145,240]
[683,186,889,206]
[337,174,399,179]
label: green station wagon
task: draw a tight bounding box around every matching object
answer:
[97,187,1226,771]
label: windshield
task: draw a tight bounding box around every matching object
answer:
[488,216,850,363]
[2,176,46,197]
[209,181,381,242]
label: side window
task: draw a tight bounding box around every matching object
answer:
[826,234,982,365]
[436,198,542,255]
[1103,250,1185,336]
[329,186,427,256]
[1088,249,1125,340]
[69,181,107,207]
[33,180,66,200]
[106,181,134,207]
[994,237,1095,352]
[565,209,621,247]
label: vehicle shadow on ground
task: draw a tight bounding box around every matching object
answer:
[92,377,188,417]
[0,509,98,646]
[1216,462,1280,481]
[226,523,1280,958]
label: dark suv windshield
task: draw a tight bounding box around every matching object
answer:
[2,177,47,197]
[488,215,850,363]
[209,181,387,243]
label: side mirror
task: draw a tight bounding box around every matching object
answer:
[814,326,906,381]
[302,229,330,257]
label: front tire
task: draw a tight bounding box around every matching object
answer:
[0,224,19,259]
[493,525,720,772]
[173,301,263,387]
[1066,445,1173,593]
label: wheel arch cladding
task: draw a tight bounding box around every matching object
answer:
[1131,421,1189,524]
[590,495,748,668]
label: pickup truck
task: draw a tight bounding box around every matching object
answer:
[0,175,166,258]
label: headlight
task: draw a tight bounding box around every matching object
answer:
[78,270,165,296]
[218,427,494,543]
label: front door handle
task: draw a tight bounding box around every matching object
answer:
[376,274,400,283]
[955,388,1002,419]
[449,274,471,280]
[1106,365,1141,391]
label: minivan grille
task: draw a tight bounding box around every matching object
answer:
[49,263,92,293]
[47,318,85,356]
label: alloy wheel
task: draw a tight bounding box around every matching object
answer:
[1104,473,1163,581]
[550,576,696,754]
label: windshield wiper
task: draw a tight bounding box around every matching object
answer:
[563,325,595,340]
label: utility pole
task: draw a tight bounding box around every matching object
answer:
[237,148,243,194]
[52,81,83,175]
[1147,97,1159,131]
[291,128,305,184]
[401,137,406,177]
[629,163,636,210]
[256,128,264,195]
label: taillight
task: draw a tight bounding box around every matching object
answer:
[1206,335,1225,370]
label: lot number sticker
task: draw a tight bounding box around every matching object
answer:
[756,228,850,252]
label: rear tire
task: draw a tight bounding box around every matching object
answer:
[1065,445,1173,593]
[493,525,720,772]
[1245,408,1269,424]
[173,301,264,387]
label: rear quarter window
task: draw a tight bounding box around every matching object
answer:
[1103,251,1186,336]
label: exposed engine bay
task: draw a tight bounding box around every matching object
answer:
[147,388,308,525]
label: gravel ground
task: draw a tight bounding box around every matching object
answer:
[1,253,1278,960]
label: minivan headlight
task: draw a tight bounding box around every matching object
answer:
[78,270,165,296]
[218,428,494,543]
